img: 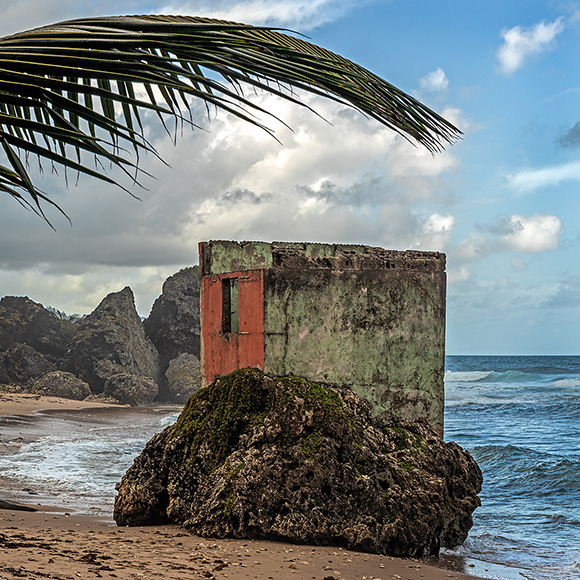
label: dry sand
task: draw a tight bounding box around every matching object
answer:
[0,393,487,580]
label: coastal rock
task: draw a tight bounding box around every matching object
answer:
[165,354,201,403]
[114,369,482,557]
[32,371,91,401]
[144,268,200,399]
[0,344,56,384]
[0,296,69,359]
[71,287,159,394]
[103,373,158,406]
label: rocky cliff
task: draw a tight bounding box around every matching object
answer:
[70,287,160,394]
[114,368,482,557]
[144,267,200,400]
[0,270,202,404]
[0,296,69,359]
[0,296,70,384]
[145,267,200,366]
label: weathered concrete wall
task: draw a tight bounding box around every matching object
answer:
[199,241,446,434]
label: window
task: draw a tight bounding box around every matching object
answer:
[222,278,239,333]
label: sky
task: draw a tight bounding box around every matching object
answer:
[0,0,579,355]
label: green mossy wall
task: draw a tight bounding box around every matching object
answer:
[262,268,446,433]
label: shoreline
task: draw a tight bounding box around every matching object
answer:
[1,506,488,580]
[0,390,127,416]
[1,393,492,580]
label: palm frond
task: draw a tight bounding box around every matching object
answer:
[0,15,462,220]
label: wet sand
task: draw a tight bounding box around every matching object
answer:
[0,391,124,416]
[1,393,487,580]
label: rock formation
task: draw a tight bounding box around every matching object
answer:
[103,373,158,406]
[71,287,159,394]
[32,371,91,400]
[0,296,69,360]
[165,353,201,403]
[144,267,200,399]
[114,368,482,558]
[0,271,200,402]
[0,296,70,385]
[0,343,56,384]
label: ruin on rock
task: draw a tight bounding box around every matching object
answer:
[114,242,483,555]
[199,241,446,435]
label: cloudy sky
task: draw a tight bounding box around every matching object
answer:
[1,0,579,355]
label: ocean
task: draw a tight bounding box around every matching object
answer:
[444,355,580,580]
[1,355,579,580]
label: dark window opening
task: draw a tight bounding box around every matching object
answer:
[222,278,239,333]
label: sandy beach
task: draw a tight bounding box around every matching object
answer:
[1,393,487,580]
[0,391,124,417]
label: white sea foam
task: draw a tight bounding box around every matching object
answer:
[552,378,580,388]
[445,370,492,382]
[0,409,180,514]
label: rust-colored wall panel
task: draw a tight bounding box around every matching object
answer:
[201,270,265,387]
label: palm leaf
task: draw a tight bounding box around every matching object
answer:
[0,15,461,220]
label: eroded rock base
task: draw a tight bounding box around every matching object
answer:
[114,368,482,558]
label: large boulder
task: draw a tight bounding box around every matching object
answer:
[71,287,159,394]
[0,296,69,360]
[114,369,482,558]
[103,373,158,406]
[165,353,201,403]
[0,343,56,384]
[32,371,91,400]
[144,268,200,398]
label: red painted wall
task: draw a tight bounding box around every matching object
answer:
[201,270,265,386]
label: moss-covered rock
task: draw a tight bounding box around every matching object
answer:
[114,368,482,557]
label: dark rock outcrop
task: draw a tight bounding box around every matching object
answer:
[0,296,69,360]
[0,344,56,384]
[165,353,201,403]
[114,369,482,557]
[71,287,159,394]
[103,373,158,406]
[144,268,200,399]
[32,371,91,400]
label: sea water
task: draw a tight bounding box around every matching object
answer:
[0,356,579,580]
[444,355,580,580]
[0,406,181,515]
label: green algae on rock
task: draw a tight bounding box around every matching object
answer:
[114,368,482,558]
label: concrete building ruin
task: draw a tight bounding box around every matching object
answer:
[199,241,446,434]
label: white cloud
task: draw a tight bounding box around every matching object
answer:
[497,18,564,75]
[544,276,580,308]
[415,213,454,251]
[419,68,449,92]
[159,0,374,30]
[447,266,470,284]
[422,213,454,234]
[507,160,580,192]
[0,265,179,317]
[502,214,562,253]
[0,91,463,313]
[0,0,376,37]
[0,0,150,37]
